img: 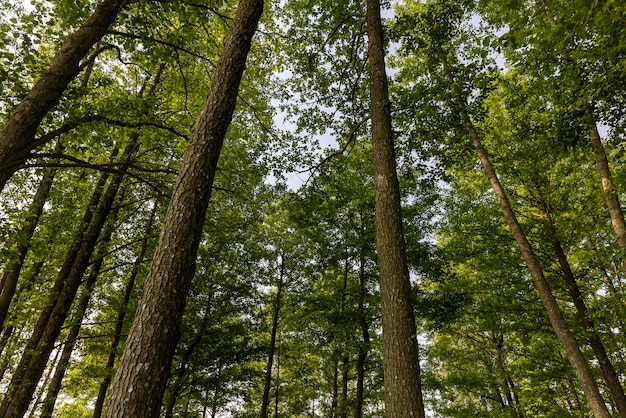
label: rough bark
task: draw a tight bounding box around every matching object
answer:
[260,256,285,418]
[0,144,60,329]
[92,204,157,418]
[0,141,133,418]
[102,1,263,415]
[0,0,127,192]
[366,1,425,416]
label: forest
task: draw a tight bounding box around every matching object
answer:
[0,0,625,416]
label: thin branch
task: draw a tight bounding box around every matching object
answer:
[107,29,216,65]
[299,113,370,175]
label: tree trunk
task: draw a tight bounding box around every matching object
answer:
[354,246,370,418]
[589,123,626,272]
[163,316,209,418]
[0,140,134,418]
[39,197,121,418]
[366,1,425,416]
[440,53,611,418]
[260,256,285,418]
[0,143,60,329]
[102,1,263,415]
[470,126,610,418]
[0,0,127,192]
[92,203,158,418]
[539,201,626,417]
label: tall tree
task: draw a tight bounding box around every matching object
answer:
[102,0,264,415]
[366,0,425,416]
[0,0,127,192]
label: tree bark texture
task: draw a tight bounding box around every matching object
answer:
[102,1,264,416]
[366,1,425,416]
[0,0,127,192]
[0,142,133,418]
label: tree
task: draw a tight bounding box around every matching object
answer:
[102,0,265,415]
[0,0,128,192]
[366,0,425,416]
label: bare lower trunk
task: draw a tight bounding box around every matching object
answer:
[39,199,121,418]
[366,1,425,416]
[0,141,133,418]
[260,257,285,418]
[0,143,60,329]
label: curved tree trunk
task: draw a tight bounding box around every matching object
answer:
[366,1,425,416]
[0,0,127,192]
[102,1,264,416]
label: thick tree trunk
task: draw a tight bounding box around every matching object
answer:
[102,1,263,416]
[540,204,626,417]
[366,1,425,416]
[0,143,60,329]
[0,0,127,192]
[260,256,285,418]
[0,141,134,418]
[92,203,157,418]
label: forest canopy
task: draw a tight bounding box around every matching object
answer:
[0,0,625,417]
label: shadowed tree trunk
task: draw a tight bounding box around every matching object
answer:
[366,0,425,416]
[354,240,370,418]
[0,0,127,192]
[102,1,264,415]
